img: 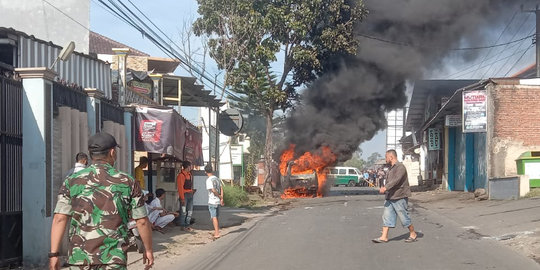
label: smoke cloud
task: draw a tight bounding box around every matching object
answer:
[283,0,533,161]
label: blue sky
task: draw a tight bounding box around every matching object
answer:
[89,0,535,160]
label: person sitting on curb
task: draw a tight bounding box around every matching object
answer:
[205,164,224,239]
[148,188,179,233]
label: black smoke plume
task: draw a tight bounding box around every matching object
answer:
[283,0,533,161]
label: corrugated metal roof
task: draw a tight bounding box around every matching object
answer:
[0,27,113,99]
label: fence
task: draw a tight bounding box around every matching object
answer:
[0,75,23,267]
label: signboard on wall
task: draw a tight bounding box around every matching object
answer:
[230,145,243,166]
[462,90,487,133]
[428,128,441,150]
[445,115,462,127]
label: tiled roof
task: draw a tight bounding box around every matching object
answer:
[89,31,149,57]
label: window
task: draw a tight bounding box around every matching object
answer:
[348,169,356,175]
[330,169,338,174]
[338,169,346,175]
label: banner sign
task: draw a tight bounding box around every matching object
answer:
[445,115,462,127]
[135,106,185,159]
[230,145,243,165]
[428,128,441,150]
[183,122,204,166]
[462,90,487,133]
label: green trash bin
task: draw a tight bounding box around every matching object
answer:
[516,151,540,188]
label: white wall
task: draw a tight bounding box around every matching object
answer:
[0,0,90,53]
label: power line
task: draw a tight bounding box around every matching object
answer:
[483,13,533,78]
[42,0,91,31]
[504,44,534,77]
[98,0,243,100]
[357,32,534,51]
[447,45,532,79]
[471,10,518,78]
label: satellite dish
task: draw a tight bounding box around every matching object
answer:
[49,41,75,69]
[218,108,244,136]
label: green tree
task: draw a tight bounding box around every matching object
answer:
[364,152,383,169]
[194,0,366,197]
[343,157,365,170]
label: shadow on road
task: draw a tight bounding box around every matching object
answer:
[327,187,380,197]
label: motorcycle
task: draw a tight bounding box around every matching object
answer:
[127,220,145,253]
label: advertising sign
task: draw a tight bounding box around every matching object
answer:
[445,115,462,127]
[135,106,185,159]
[230,145,243,166]
[462,90,487,133]
[428,128,441,151]
[183,122,204,166]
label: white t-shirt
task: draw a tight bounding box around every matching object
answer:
[206,175,221,205]
[147,198,162,223]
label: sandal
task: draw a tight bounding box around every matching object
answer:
[372,238,388,243]
[404,236,417,243]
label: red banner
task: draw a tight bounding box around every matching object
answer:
[183,122,203,166]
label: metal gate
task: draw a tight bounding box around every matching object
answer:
[0,76,23,268]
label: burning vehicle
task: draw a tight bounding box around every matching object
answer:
[279,145,336,199]
[280,161,319,198]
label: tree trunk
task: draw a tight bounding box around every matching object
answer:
[262,111,274,198]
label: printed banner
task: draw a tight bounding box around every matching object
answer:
[462,90,487,133]
[135,106,185,159]
[183,122,204,166]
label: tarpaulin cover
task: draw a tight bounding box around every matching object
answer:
[135,106,186,159]
[184,122,204,166]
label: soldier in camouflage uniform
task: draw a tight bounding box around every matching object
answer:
[49,132,154,270]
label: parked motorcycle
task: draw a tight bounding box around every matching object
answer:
[127,220,145,253]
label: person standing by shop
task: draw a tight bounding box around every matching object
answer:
[49,132,154,269]
[205,164,224,239]
[135,156,149,190]
[372,149,417,244]
[176,161,195,231]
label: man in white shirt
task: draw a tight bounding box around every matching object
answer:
[65,152,88,177]
[205,164,224,239]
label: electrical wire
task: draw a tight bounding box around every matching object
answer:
[483,13,533,78]
[42,0,92,31]
[98,0,243,101]
[357,32,534,51]
[504,44,534,77]
[447,46,532,79]
[471,10,518,78]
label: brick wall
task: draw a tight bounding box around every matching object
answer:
[493,84,540,146]
[110,55,148,71]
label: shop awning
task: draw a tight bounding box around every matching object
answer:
[419,80,488,132]
[161,74,224,108]
[406,80,479,132]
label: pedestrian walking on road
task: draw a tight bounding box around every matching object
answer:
[372,149,418,244]
[176,161,195,231]
[49,132,154,270]
[205,163,224,239]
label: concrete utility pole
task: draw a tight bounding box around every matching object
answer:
[524,5,540,77]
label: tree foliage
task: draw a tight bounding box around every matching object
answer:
[194,0,366,196]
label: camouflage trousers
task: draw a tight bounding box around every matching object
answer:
[68,265,127,270]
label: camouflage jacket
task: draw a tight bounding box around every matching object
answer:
[54,161,147,266]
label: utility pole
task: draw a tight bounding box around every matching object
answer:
[524,4,540,77]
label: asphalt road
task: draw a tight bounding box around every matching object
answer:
[151,187,540,270]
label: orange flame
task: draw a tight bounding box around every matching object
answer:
[279,144,336,198]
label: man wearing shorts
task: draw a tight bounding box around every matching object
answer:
[372,149,418,243]
[205,164,224,239]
